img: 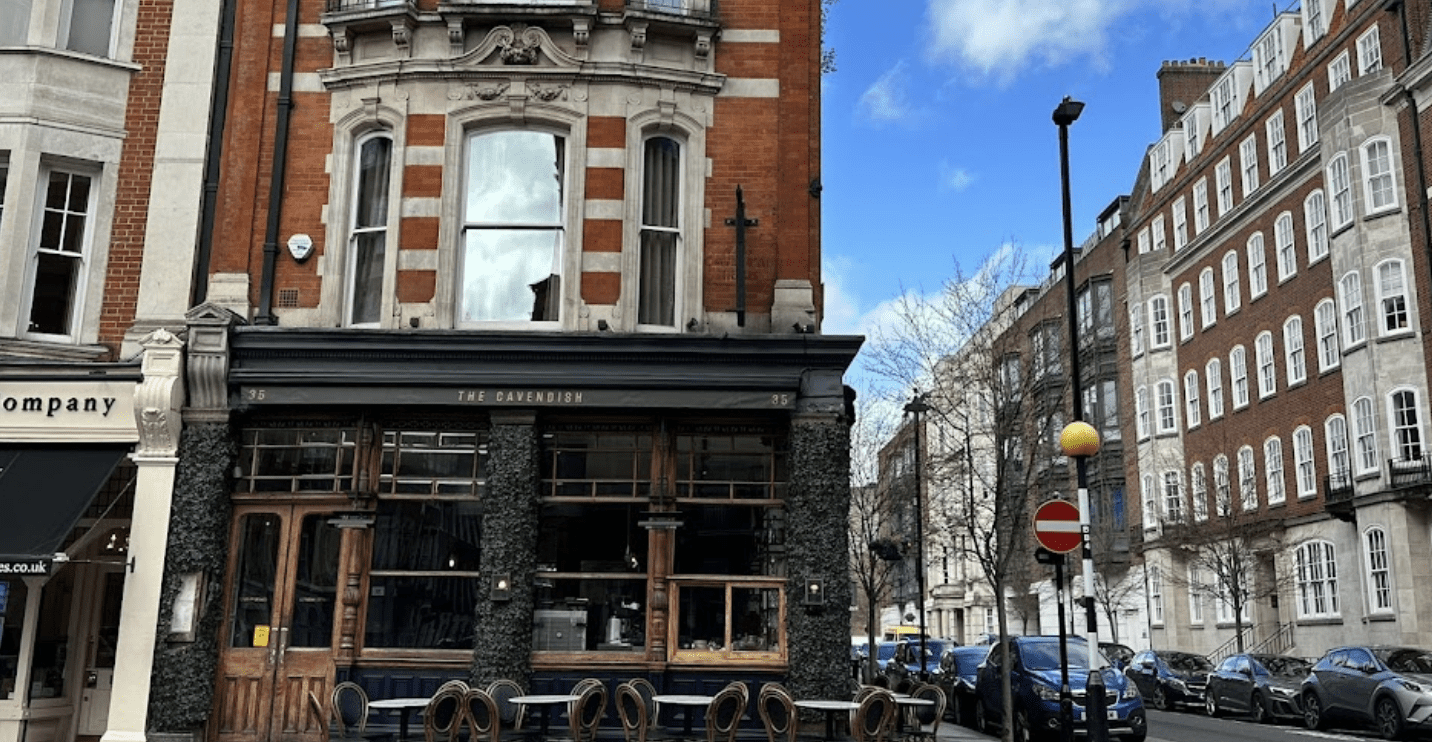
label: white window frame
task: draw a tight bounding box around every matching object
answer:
[1248,233,1268,298]
[1357,26,1383,76]
[1239,137,1259,197]
[1184,370,1201,429]
[1376,258,1410,336]
[1238,445,1258,511]
[1326,414,1350,482]
[1361,137,1397,215]
[1130,304,1145,356]
[1388,388,1424,462]
[1295,540,1339,619]
[1188,564,1205,623]
[22,164,100,342]
[1172,197,1188,250]
[1193,179,1210,234]
[1329,51,1352,91]
[1231,345,1250,409]
[1152,214,1167,252]
[1137,227,1151,255]
[1294,426,1317,499]
[1216,158,1234,216]
[1296,83,1319,155]
[1284,315,1306,386]
[1275,211,1297,282]
[1214,455,1231,516]
[1151,141,1172,191]
[344,131,394,329]
[1191,465,1208,522]
[1364,526,1393,613]
[1256,331,1277,399]
[1305,189,1328,263]
[1149,566,1164,625]
[1254,27,1286,94]
[1265,436,1286,505]
[1207,358,1224,419]
[1156,379,1178,434]
[1302,0,1326,46]
[1222,251,1241,313]
[1329,152,1353,228]
[1163,470,1184,523]
[1354,395,1379,475]
[1135,386,1151,440]
[1316,298,1340,372]
[1211,75,1238,134]
[636,133,687,329]
[1200,268,1217,328]
[59,0,122,58]
[1340,271,1367,348]
[1266,110,1288,175]
[1150,295,1171,348]
[1178,283,1194,341]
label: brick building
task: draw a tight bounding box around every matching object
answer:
[128,0,861,740]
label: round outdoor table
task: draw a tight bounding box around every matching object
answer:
[508,694,581,739]
[793,699,860,741]
[652,694,716,737]
[369,697,431,741]
[892,696,933,734]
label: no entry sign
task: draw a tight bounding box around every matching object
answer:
[1033,499,1082,553]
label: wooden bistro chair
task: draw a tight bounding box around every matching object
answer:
[308,691,331,742]
[901,684,944,742]
[704,685,747,742]
[331,681,373,740]
[851,691,896,742]
[569,682,608,742]
[486,679,527,733]
[755,683,798,742]
[425,686,467,742]
[626,678,660,733]
[615,682,650,742]
[462,687,503,742]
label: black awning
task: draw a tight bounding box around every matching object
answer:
[0,446,128,562]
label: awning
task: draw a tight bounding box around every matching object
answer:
[0,446,128,572]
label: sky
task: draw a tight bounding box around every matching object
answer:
[820,0,1294,394]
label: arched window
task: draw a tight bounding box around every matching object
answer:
[1284,315,1306,385]
[1142,474,1158,531]
[1156,379,1178,434]
[1361,137,1397,214]
[1191,463,1208,522]
[1275,211,1297,281]
[1247,233,1268,297]
[1315,299,1340,372]
[1178,283,1195,341]
[1375,259,1409,336]
[1339,271,1366,347]
[1222,251,1241,313]
[1230,346,1250,409]
[1295,540,1339,619]
[1135,386,1151,440]
[1200,268,1217,328]
[346,131,394,327]
[1264,437,1286,505]
[1130,305,1145,356]
[1206,358,1224,419]
[1256,331,1277,398]
[1388,388,1424,462]
[1353,396,1378,474]
[1238,446,1258,512]
[1364,526,1392,613]
[1213,455,1231,516]
[638,136,683,327]
[1163,470,1184,523]
[1184,370,1201,428]
[1328,152,1352,228]
[1294,426,1316,498]
[1325,414,1350,484]
[1150,295,1171,348]
[1305,189,1328,262]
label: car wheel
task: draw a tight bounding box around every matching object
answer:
[1152,685,1170,711]
[1013,710,1035,742]
[1251,694,1270,724]
[1123,712,1148,742]
[1303,692,1326,730]
[1205,690,1219,717]
[1376,696,1406,740]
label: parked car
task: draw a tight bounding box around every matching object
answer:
[855,640,898,684]
[1124,649,1212,711]
[974,635,1147,742]
[1301,645,1432,739]
[1101,642,1135,671]
[883,638,952,689]
[937,644,990,727]
[1205,653,1310,722]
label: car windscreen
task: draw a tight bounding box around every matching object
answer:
[953,649,987,674]
[1021,641,1103,670]
[1377,648,1432,673]
[1166,653,1213,672]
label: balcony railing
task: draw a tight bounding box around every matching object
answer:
[627,0,717,19]
[326,0,412,12]
[1388,454,1432,489]
[1324,469,1354,522]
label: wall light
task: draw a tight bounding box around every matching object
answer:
[802,578,825,607]
[492,573,512,602]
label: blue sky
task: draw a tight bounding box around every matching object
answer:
[820,1,1291,368]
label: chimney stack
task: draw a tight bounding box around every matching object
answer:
[1155,57,1227,133]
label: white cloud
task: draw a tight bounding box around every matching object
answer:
[821,253,866,336]
[858,61,913,123]
[939,161,975,192]
[924,0,1133,83]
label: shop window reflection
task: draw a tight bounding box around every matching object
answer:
[365,500,482,650]
[31,567,75,699]
[0,580,26,699]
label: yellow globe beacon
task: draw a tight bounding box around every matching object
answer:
[1059,420,1100,457]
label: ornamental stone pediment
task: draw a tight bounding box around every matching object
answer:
[459,24,581,70]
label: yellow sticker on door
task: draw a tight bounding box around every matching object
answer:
[254,625,270,647]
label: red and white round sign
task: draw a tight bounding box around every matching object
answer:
[1033,499,1082,554]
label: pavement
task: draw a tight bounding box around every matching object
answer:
[936,720,993,741]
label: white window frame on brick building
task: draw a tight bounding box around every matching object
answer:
[1150,140,1173,191]
[1135,386,1150,440]
[1194,178,1210,233]
[1295,540,1339,619]
[634,134,685,329]
[1216,159,1234,217]
[1222,251,1241,313]
[1187,564,1205,623]
[1211,73,1239,135]
[1207,358,1224,419]
[1295,83,1318,155]
[344,131,394,328]
[1253,23,1288,94]
[1357,25,1382,76]
[1200,268,1216,328]
[1284,315,1306,386]
[1376,259,1410,336]
[1305,189,1328,263]
[1364,526,1393,614]
[1340,271,1366,348]
[1328,51,1352,91]
[1137,226,1151,255]
[1163,470,1184,523]
[1294,426,1317,499]
[1388,388,1424,463]
[1275,212,1297,282]
[1361,137,1397,215]
[1256,331,1277,399]
[1265,436,1286,505]
[1178,283,1194,342]
[1130,304,1145,356]
[1231,345,1250,409]
[1214,455,1231,516]
[1184,370,1201,429]
[1172,197,1188,250]
[1266,110,1288,175]
[1152,214,1167,252]
[1183,107,1204,161]
[1301,0,1326,46]
[1248,232,1268,298]
[1150,295,1171,348]
[1326,413,1350,483]
[1148,566,1164,624]
[1157,379,1178,434]
[1315,298,1339,371]
[1329,153,1353,229]
[1354,396,1379,475]
[1239,137,1259,197]
[1238,445,1258,511]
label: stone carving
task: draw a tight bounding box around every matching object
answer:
[448,19,464,54]
[135,328,185,458]
[529,83,567,102]
[496,24,542,65]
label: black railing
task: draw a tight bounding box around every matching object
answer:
[325,0,412,13]
[1324,470,1354,502]
[627,0,718,19]
[1388,455,1432,489]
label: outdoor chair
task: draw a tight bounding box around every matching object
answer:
[901,683,944,742]
[461,687,502,742]
[616,682,650,742]
[486,679,526,732]
[851,690,896,742]
[755,683,798,742]
[331,681,372,739]
[704,685,747,742]
[425,686,466,742]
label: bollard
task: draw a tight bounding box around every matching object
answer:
[1085,668,1108,742]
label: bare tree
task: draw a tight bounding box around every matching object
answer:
[848,402,901,681]
[862,247,1065,742]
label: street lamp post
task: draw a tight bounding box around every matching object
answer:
[1054,95,1108,742]
[904,392,930,679]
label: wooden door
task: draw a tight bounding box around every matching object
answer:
[214,506,344,742]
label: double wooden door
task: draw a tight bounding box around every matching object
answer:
[214,504,345,742]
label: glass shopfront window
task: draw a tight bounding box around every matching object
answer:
[30,568,74,699]
[0,580,25,700]
[236,427,358,494]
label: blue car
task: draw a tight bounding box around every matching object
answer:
[883,638,951,689]
[974,635,1147,742]
[938,645,990,727]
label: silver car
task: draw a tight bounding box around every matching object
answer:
[1301,645,1432,739]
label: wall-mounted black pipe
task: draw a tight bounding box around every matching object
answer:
[190,0,238,307]
[255,0,302,325]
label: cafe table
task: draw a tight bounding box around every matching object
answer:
[792,699,860,741]
[651,694,716,737]
[508,694,581,738]
[892,696,933,733]
[368,696,432,741]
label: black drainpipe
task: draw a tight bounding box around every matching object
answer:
[254,0,303,325]
[1387,0,1432,280]
[190,0,238,307]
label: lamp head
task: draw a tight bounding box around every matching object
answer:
[1052,96,1085,126]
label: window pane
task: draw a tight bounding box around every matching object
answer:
[290,515,341,648]
[673,504,785,576]
[230,515,281,648]
[0,580,28,699]
[0,1,32,45]
[465,132,563,223]
[541,429,652,499]
[677,585,727,650]
[350,231,386,326]
[638,230,677,326]
[27,251,80,335]
[66,0,115,56]
[366,499,483,649]
[460,228,562,322]
[365,575,478,649]
[533,577,646,651]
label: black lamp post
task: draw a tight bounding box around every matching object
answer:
[904,392,931,679]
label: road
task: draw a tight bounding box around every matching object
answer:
[940,709,1396,742]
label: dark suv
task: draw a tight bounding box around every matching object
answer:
[974,635,1147,742]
